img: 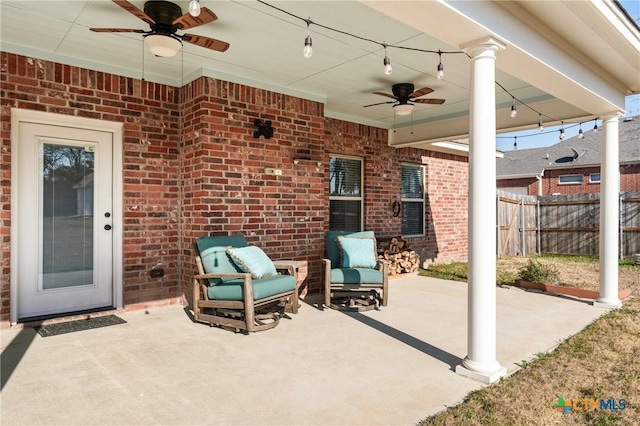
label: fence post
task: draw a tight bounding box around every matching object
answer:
[496,191,500,258]
[620,192,624,259]
[537,197,541,255]
[520,198,526,256]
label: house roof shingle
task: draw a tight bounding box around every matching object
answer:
[497,115,640,178]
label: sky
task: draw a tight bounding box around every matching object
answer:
[496,0,640,152]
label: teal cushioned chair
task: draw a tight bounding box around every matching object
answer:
[193,235,298,332]
[323,230,389,309]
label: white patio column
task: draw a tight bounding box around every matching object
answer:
[595,113,622,308]
[456,37,507,384]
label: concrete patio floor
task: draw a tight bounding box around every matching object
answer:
[1,275,611,425]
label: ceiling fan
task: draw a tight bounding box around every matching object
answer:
[363,83,445,115]
[90,0,229,57]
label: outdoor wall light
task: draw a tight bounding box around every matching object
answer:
[253,119,274,139]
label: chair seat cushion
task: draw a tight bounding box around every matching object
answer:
[330,267,383,285]
[207,274,296,301]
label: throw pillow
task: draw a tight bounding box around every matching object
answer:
[226,246,277,279]
[336,236,377,268]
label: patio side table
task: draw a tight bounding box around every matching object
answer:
[273,260,307,314]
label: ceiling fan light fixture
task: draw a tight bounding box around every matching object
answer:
[394,103,414,116]
[145,34,182,57]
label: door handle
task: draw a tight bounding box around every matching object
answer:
[104,225,112,231]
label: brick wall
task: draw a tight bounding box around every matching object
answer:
[178,77,328,299]
[1,53,182,322]
[1,53,470,325]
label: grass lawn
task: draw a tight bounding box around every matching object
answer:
[419,255,639,425]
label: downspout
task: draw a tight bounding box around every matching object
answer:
[535,170,544,255]
[535,169,544,196]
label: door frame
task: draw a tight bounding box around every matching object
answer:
[10,109,124,324]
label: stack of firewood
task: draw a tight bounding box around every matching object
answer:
[377,236,420,275]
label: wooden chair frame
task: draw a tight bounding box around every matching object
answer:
[193,245,298,332]
[323,258,389,310]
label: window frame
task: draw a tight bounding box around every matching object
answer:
[558,174,583,185]
[328,154,364,231]
[401,163,426,237]
[589,173,601,183]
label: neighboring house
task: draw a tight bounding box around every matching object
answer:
[497,116,640,196]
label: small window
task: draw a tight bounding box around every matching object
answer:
[329,156,363,231]
[558,174,583,184]
[401,164,425,237]
[589,173,601,183]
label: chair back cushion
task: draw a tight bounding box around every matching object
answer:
[196,236,248,283]
[325,230,375,267]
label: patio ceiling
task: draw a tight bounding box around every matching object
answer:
[1,1,638,147]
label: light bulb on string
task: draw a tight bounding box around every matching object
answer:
[538,115,544,132]
[436,50,444,79]
[578,124,584,139]
[383,43,392,75]
[510,98,517,118]
[593,118,599,132]
[513,136,517,149]
[559,122,565,140]
[303,19,313,59]
[188,0,201,17]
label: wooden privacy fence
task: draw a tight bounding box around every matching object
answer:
[497,190,537,257]
[497,191,640,258]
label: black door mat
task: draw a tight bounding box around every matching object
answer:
[35,315,127,337]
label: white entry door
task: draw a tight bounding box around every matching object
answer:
[16,122,114,319]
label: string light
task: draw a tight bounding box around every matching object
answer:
[303,18,313,59]
[593,118,599,131]
[255,0,463,77]
[257,0,581,137]
[559,122,565,140]
[513,136,517,149]
[538,114,544,132]
[578,123,584,139]
[383,43,392,75]
[188,0,201,17]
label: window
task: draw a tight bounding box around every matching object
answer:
[589,173,601,183]
[401,164,425,236]
[329,156,362,231]
[558,174,583,184]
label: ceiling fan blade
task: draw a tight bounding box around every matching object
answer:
[414,98,446,105]
[363,101,395,108]
[173,8,218,30]
[90,28,146,33]
[112,0,155,25]
[409,86,434,98]
[372,91,396,99]
[182,34,230,52]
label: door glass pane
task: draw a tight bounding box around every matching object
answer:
[42,143,94,289]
